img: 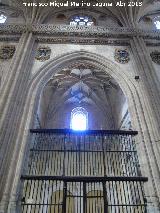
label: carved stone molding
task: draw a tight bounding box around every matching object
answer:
[32,25,135,38]
[145,41,160,46]
[0,35,20,42]
[68,61,95,70]
[150,51,160,65]
[0,45,15,60]
[0,24,160,40]
[0,24,25,34]
[35,37,130,46]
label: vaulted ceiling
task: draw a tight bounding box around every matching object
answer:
[0,0,160,28]
[0,0,135,129]
[38,61,125,129]
[45,61,118,108]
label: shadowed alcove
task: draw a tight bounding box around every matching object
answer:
[37,61,131,130]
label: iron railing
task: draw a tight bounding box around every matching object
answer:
[20,129,147,213]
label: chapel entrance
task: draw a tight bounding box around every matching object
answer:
[21,129,147,213]
[20,57,147,213]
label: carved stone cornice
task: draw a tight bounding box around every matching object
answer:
[0,35,20,42]
[0,24,160,43]
[0,24,26,34]
[145,41,160,46]
[32,25,136,38]
[36,36,130,45]
[33,25,160,40]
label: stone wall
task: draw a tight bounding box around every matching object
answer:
[0,28,160,213]
[0,41,18,91]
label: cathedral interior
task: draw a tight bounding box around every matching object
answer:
[0,0,160,212]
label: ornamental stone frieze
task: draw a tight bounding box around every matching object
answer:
[0,45,15,60]
[0,35,20,42]
[0,24,160,40]
[150,51,160,65]
[35,46,51,61]
[114,49,130,64]
[68,61,95,70]
[0,24,25,34]
[35,37,130,46]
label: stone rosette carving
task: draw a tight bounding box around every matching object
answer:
[0,45,15,60]
[150,51,160,65]
[35,46,51,61]
[114,49,130,64]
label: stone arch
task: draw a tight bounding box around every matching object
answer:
[27,50,144,135]
[28,50,138,129]
[7,50,159,211]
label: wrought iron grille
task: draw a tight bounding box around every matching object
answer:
[21,129,148,213]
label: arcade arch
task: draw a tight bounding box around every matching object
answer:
[5,51,159,212]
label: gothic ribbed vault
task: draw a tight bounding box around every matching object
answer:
[37,56,128,130]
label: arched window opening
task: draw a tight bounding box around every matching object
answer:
[0,14,7,23]
[70,107,88,130]
[154,16,160,29]
[70,15,94,26]
[155,20,160,29]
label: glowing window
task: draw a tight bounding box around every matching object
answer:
[70,107,88,130]
[153,16,160,29]
[0,14,7,23]
[70,15,94,27]
[154,20,160,29]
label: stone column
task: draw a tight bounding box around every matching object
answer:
[131,36,160,120]
[0,31,35,213]
[130,36,160,212]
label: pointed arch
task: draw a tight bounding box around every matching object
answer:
[28,50,138,131]
[9,50,160,209]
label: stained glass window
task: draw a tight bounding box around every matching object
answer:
[70,107,88,130]
[70,15,94,26]
[154,20,160,29]
[0,14,7,23]
[154,16,160,29]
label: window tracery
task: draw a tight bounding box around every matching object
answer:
[70,15,94,26]
[154,17,160,29]
[70,107,88,130]
[0,14,7,23]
